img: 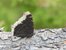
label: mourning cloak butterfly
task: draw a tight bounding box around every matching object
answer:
[11,11,34,38]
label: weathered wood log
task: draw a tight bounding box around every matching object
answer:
[0,28,66,50]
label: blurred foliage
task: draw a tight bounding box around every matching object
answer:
[0,0,66,31]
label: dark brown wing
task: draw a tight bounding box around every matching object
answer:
[14,14,34,38]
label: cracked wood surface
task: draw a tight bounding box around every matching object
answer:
[0,28,66,50]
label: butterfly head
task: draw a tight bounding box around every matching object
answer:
[23,11,32,19]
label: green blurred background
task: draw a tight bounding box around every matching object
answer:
[0,0,66,31]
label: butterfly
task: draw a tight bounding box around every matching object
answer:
[11,11,34,38]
